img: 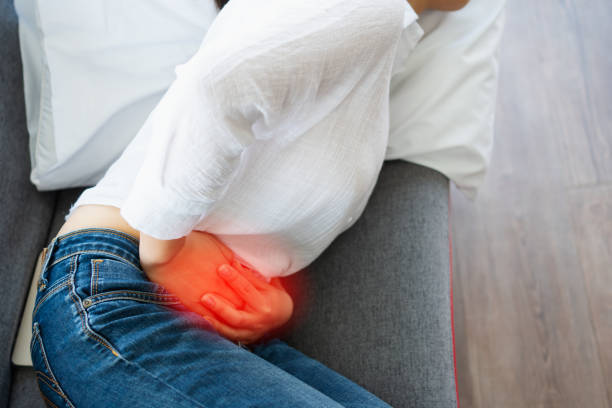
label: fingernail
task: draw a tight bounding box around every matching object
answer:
[219,265,232,277]
[202,295,215,307]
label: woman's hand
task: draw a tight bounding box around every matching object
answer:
[140,230,246,319]
[200,259,294,344]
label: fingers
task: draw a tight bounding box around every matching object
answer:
[217,264,269,312]
[186,296,255,342]
[230,259,270,290]
[201,293,259,329]
[183,299,218,324]
[234,264,288,300]
[199,305,261,344]
[187,297,259,344]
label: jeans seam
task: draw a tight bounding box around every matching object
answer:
[35,250,210,408]
[87,257,177,298]
[68,255,122,359]
[87,289,180,302]
[31,323,76,407]
[39,393,59,408]
[91,259,103,296]
[55,227,139,245]
[43,274,70,294]
[49,250,140,272]
[71,278,210,407]
[32,279,70,318]
[34,371,65,398]
[85,296,183,308]
[82,346,211,408]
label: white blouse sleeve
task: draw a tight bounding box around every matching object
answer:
[120,0,418,240]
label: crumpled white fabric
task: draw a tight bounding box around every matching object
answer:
[86,0,423,278]
[16,0,505,277]
[387,0,506,200]
[17,0,504,201]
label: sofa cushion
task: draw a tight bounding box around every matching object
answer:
[8,188,88,368]
[9,161,454,408]
[282,160,454,407]
[8,367,44,408]
[0,0,56,406]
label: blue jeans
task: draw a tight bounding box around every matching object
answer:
[31,228,391,407]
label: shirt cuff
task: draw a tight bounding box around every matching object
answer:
[391,3,425,78]
[120,181,212,240]
[402,2,425,46]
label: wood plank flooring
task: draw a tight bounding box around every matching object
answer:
[451,0,612,407]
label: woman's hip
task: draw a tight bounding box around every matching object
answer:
[30,227,348,407]
[30,228,202,405]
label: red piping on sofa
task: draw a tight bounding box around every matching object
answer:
[449,184,460,408]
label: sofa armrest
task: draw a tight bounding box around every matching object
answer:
[0,0,56,406]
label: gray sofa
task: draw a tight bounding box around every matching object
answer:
[0,0,457,406]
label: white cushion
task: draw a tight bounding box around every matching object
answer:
[15,0,219,190]
[15,0,505,199]
[388,0,506,200]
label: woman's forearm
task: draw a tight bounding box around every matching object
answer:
[139,232,186,269]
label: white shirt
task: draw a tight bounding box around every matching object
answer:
[66,0,424,279]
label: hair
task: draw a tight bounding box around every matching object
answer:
[215,0,230,10]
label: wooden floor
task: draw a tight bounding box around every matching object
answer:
[451,0,612,407]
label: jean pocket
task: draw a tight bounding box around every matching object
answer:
[86,257,180,305]
[30,322,75,408]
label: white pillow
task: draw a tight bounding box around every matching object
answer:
[15,0,219,190]
[388,0,506,200]
[15,0,505,200]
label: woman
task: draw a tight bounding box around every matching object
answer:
[31,0,469,406]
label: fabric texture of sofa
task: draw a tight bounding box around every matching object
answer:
[0,0,457,406]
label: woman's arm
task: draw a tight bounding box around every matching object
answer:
[139,232,186,269]
[120,0,417,241]
[138,228,293,345]
[118,0,423,342]
[140,230,247,312]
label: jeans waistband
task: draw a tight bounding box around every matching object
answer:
[38,228,141,288]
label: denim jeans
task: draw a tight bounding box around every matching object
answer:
[30,228,391,407]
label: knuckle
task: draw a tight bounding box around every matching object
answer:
[234,315,245,327]
[261,304,272,316]
[253,322,265,332]
[220,266,236,280]
[203,297,216,309]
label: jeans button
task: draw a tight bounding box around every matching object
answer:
[83,298,93,308]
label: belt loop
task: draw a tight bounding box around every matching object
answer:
[38,237,58,289]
